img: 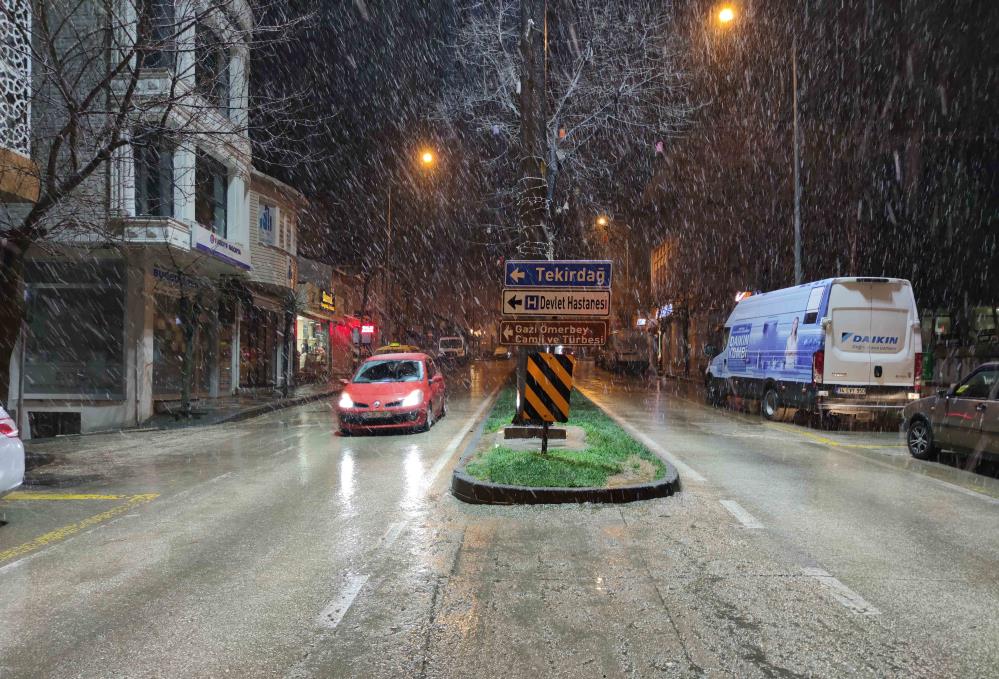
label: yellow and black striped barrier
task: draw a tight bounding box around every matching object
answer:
[517,352,576,424]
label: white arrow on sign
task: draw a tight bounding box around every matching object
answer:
[503,326,513,340]
[510,268,525,283]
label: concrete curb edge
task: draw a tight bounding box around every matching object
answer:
[449,390,681,505]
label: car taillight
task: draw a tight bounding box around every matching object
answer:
[0,416,18,438]
[812,350,824,385]
[914,352,923,388]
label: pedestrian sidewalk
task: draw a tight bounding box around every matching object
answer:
[144,381,343,430]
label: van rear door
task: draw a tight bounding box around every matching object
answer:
[868,279,918,388]
[825,280,874,385]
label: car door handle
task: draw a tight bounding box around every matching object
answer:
[976,403,987,412]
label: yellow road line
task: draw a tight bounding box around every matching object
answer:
[0,493,159,564]
[4,491,127,501]
[768,423,898,449]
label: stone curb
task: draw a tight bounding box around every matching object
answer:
[214,388,340,425]
[449,397,681,505]
[450,466,680,505]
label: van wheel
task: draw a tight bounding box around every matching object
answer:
[761,386,787,421]
[906,416,938,460]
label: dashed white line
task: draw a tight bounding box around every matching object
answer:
[269,445,294,458]
[719,500,763,529]
[802,567,880,616]
[577,387,707,483]
[379,521,407,548]
[317,573,369,629]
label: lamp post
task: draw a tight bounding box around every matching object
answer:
[715,4,803,284]
[383,148,438,341]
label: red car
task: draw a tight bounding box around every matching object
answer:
[337,353,447,435]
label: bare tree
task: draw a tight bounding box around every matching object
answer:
[440,0,692,257]
[0,0,320,402]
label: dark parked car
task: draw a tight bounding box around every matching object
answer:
[903,362,999,460]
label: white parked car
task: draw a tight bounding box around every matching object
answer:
[0,406,25,499]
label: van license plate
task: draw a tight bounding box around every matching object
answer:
[837,387,867,396]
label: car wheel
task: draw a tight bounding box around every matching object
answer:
[340,427,352,437]
[906,416,938,460]
[422,404,434,432]
[440,395,448,419]
[761,386,786,421]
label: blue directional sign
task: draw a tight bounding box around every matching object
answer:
[504,260,612,289]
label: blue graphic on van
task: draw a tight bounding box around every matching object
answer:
[727,323,752,371]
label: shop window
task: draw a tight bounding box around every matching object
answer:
[138,0,176,69]
[195,153,227,236]
[134,131,174,217]
[152,294,213,397]
[23,261,125,397]
[296,316,330,383]
[195,22,229,115]
[241,306,278,388]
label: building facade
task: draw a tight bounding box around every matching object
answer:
[6,0,255,437]
[0,0,38,204]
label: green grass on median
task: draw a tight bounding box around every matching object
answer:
[466,387,666,488]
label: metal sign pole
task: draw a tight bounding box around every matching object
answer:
[541,420,549,455]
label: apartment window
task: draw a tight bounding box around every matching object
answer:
[133,132,174,217]
[196,23,230,115]
[195,153,227,236]
[139,0,176,69]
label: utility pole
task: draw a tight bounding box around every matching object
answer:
[792,31,803,285]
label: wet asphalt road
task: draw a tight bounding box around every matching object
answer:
[1,360,997,678]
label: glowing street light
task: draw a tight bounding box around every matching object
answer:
[420,150,435,167]
[596,215,609,227]
[718,5,735,24]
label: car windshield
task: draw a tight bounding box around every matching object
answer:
[352,359,424,383]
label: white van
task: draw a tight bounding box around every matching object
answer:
[705,277,923,420]
[438,336,467,362]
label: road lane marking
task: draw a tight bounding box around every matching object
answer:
[424,385,502,488]
[0,493,159,565]
[379,521,407,548]
[576,387,707,483]
[270,445,294,458]
[802,567,880,616]
[317,573,369,629]
[769,423,896,450]
[769,423,999,505]
[3,492,127,501]
[719,500,763,529]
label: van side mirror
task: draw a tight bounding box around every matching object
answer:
[703,344,718,358]
[820,317,831,330]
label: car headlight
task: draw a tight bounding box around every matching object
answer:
[401,389,423,408]
[338,392,354,409]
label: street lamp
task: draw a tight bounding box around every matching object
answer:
[713,5,803,284]
[384,148,441,340]
[596,215,609,227]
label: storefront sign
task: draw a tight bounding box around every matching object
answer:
[320,289,335,312]
[152,266,203,292]
[192,223,251,270]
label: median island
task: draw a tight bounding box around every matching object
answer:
[451,387,680,504]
